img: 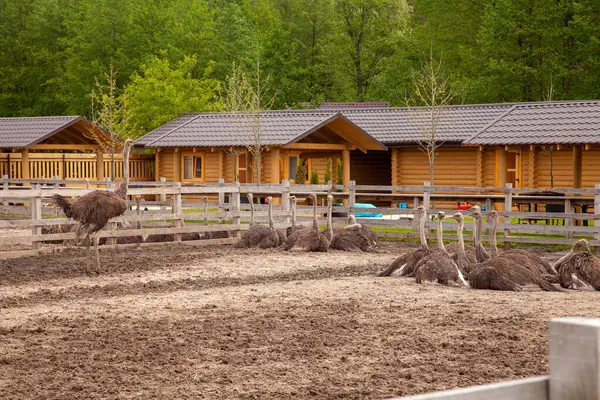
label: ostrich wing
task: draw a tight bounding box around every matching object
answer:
[69,191,128,239]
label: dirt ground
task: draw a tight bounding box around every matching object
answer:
[1,242,600,399]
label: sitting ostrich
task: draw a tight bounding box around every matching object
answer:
[552,239,600,290]
[325,195,369,251]
[234,194,279,249]
[286,196,307,237]
[283,193,329,252]
[449,211,477,275]
[345,214,377,248]
[467,207,561,292]
[53,139,134,272]
[413,211,468,286]
[377,205,432,277]
[200,196,229,240]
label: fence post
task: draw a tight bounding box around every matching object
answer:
[549,317,600,400]
[218,178,225,225]
[348,180,356,215]
[160,177,167,213]
[31,184,42,250]
[594,184,600,255]
[565,198,573,239]
[485,197,493,236]
[281,179,291,224]
[423,182,431,210]
[2,174,8,215]
[173,182,182,242]
[52,176,60,218]
[504,183,513,250]
[231,182,241,238]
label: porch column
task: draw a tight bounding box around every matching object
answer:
[21,149,30,180]
[573,146,582,188]
[271,148,281,204]
[96,148,104,182]
[342,149,350,206]
[173,148,180,182]
[497,147,508,213]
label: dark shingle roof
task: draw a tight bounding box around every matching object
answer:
[138,110,346,147]
[319,102,389,109]
[341,104,512,144]
[464,101,600,145]
[0,116,83,148]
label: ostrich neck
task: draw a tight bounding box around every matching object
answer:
[490,217,499,258]
[327,199,334,238]
[203,201,208,226]
[291,200,297,228]
[553,249,576,270]
[456,219,466,255]
[268,201,274,229]
[437,218,447,254]
[116,145,130,199]
[249,199,255,226]
[419,213,428,247]
[312,199,318,231]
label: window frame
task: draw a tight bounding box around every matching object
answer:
[237,151,251,183]
[181,151,205,182]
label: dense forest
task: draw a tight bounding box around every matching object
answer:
[1,0,599,136]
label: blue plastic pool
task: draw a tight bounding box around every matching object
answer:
[355,203,383,218]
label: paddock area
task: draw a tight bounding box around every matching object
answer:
[1,243,599,399]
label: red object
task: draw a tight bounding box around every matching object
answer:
[457,201,471,211]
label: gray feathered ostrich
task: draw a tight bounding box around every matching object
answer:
[53,139,134,272]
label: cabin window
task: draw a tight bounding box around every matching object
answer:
[237,152,249,183]
[288,155,298,180]
[182,153,204,181]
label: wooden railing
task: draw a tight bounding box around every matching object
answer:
[0,153,155,181]
[0,179,599,257]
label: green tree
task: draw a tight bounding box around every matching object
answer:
[310,170,319,184]
[125,55,222,137]
[324,158,332,183]
[333,0,410,100]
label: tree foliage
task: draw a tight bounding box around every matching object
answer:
[1,0,599,122]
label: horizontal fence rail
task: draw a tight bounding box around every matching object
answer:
[0,179,599,257]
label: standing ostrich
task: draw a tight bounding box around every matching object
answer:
[552,239,600,290]
[53,139,134,272]
[413,211,468,286]
[234,194,279,249]
[282,193,329,252]
[377,206,432,277]
[326,195,369,251]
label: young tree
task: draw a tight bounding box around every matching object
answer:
[324,158,333,183]
[295,159,308,184]
[541,145,555,188]
[407,49,455,185]
[310,170,320,184]
[86,65,134,180]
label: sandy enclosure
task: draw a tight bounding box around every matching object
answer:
[1,242,600,399]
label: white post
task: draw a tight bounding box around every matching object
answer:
[504,183,513,250]
[349,180,356,215]
[594,184,600,255]
[231,182,241,238]
[282,179,291,225]
[160,177,167,214]
[2,174,8,214]
[423,181,431,210]
[549,317,600,400]
[218,178,225,225]
[565,198,573,239]
[53,175,60,218]
[31,184,42,250]
[173,182,182,242]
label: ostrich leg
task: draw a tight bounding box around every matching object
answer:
[93,234,101,273]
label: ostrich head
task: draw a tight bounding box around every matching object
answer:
[469,205,482,220]
[414,205,427,219]
[311,193,317,202]
[436,211,446,221]
[327,195,333,204]
[348,214,357,224]
[573,239,591,253]
[451,212,464,222]
[247,193,254,202]
[201,196,208,203]
[488,210,498,223]
[266,196,273,204]
[124,138,134,149]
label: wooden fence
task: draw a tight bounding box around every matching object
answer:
[0,153,155,181]
[393,317,600,400]
[0,178,599,258]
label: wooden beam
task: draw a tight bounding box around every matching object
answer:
[218,149,224,180]
[476,147,483,187]
[96,149,104,182]
[497,147,508,188]
[573,146,583,188]
[528,145,537,188]
[284,143,356,151]
[270,147,280,184]
[342,149,350,185]
[21,149,29,180]
[391,148,398,186]
[173,148,180,182]
[28,144,101,151]
[154,150,160,182]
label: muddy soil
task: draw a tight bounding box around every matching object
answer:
[1,243,599,399]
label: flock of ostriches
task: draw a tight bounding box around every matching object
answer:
[50,139,600,290]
